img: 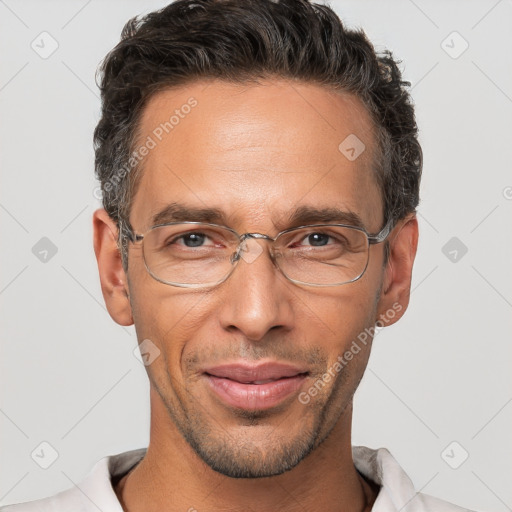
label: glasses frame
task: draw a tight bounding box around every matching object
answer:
[120,218,394,288]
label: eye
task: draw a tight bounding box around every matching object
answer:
[296,231,346,248]
[175,232,210,247]
[148,225,234,257]
[169,231,221,248]
[280,227,361,256]
[301,232,332,247]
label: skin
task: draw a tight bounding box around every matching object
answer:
[93,79,418,512]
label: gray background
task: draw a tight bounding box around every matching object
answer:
[1,0,511,510]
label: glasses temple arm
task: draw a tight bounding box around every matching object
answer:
[368,218,394,244]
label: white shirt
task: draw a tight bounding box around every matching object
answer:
[1,446,473,512]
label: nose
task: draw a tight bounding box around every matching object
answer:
[217,237,294,341]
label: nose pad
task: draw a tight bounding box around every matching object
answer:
[238,237,265,264]
[230,247,239,265]
[230,237,272,266]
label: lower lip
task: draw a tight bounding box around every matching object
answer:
[205,374,307,411]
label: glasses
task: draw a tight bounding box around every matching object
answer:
[122,220,393,288]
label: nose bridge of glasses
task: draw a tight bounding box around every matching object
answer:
[239,232,273,242]
[231,232,278,266]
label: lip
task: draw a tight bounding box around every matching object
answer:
[203,362,308,411]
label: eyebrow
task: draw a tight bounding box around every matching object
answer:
[283,205,365,230]
[150,202,365,231]
[151,203,226,226]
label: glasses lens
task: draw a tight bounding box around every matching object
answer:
[143,224,238,286]
[275,225,369,285]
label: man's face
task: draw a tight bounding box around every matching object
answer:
[126,80,387,478]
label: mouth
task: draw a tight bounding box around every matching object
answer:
[202,362,309,411]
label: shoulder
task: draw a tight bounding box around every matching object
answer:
[0,448,146,512]
[352,445,479,512]
[0,486,90,512]
[410,492,476,512]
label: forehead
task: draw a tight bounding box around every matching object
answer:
[130,79,383,232]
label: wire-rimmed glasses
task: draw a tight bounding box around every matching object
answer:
[121,219,393,288]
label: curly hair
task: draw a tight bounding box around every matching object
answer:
[94,0,422,270]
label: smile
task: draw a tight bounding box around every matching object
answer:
[202,362,309,411]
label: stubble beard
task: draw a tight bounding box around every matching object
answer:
[155,362,355,479]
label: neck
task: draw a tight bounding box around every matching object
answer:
[115,388,378,512]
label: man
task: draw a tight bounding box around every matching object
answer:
[1,0,475,511]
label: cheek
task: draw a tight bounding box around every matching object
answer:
[128,267,214,365]
[301,275,380,343]
[301,286,379,388]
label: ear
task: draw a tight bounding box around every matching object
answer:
[376,214,419,326]
[92,208,133,326]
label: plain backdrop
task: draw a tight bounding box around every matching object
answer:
[1,1,511,510]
